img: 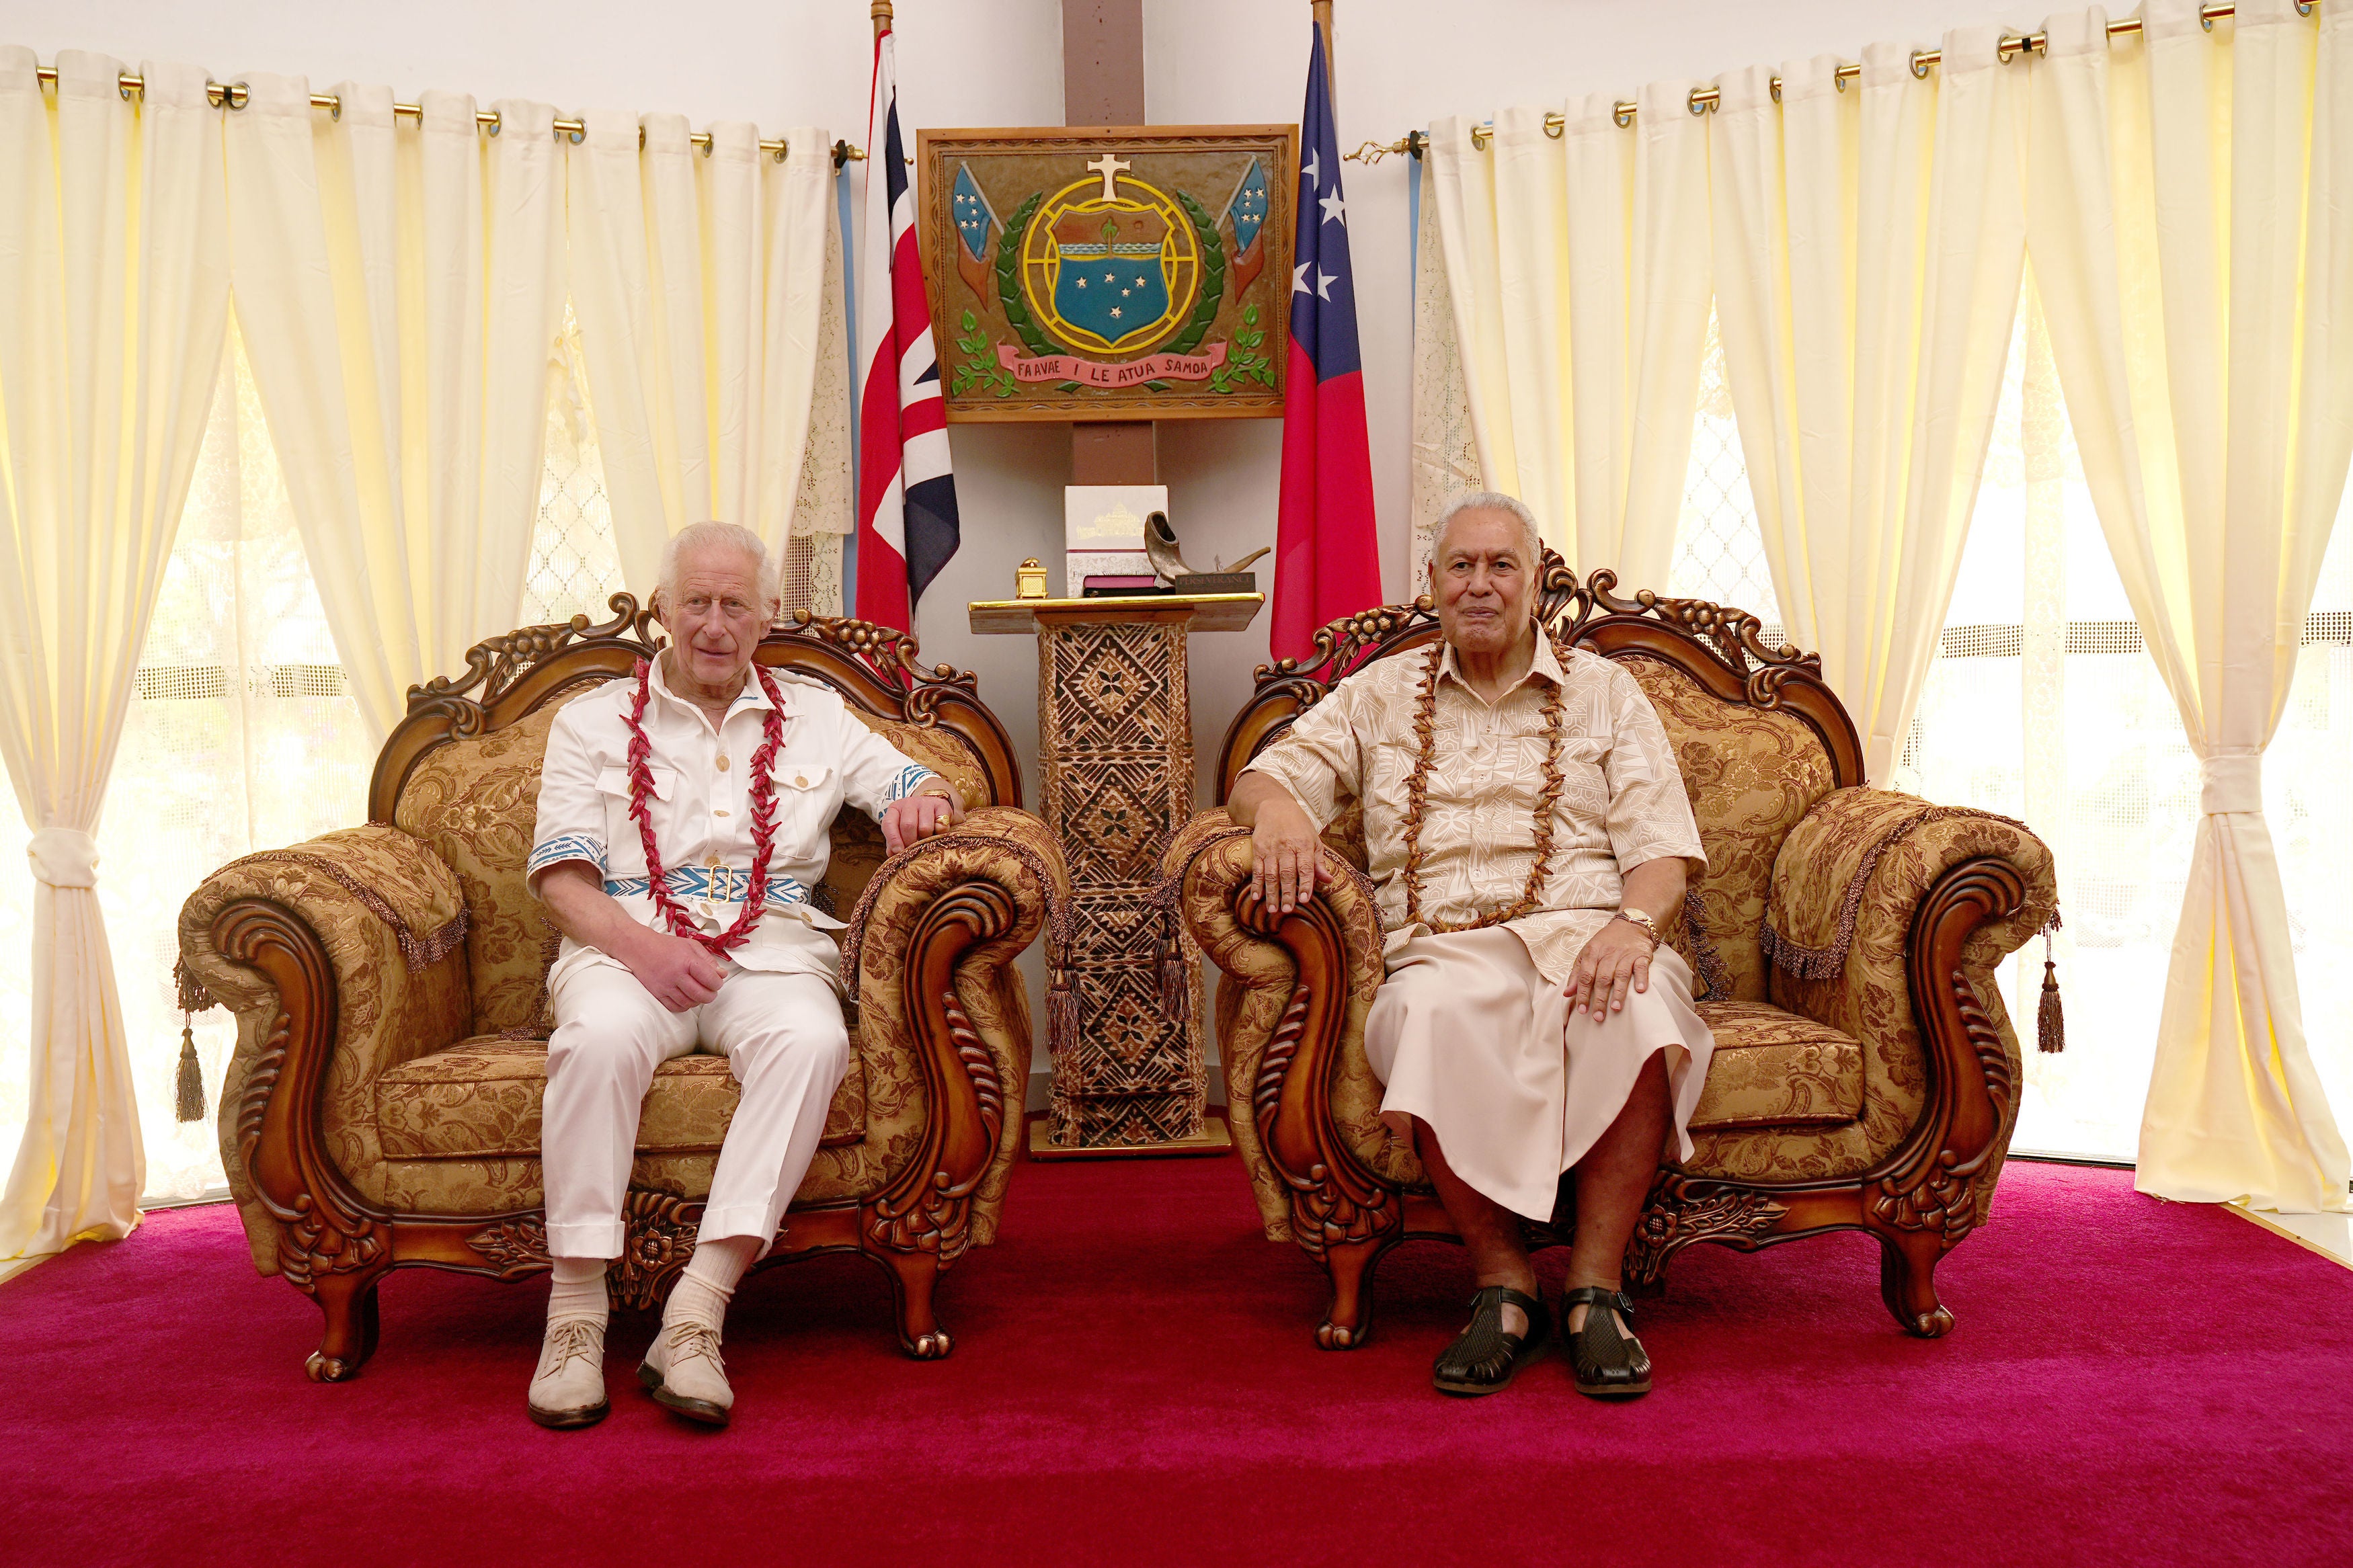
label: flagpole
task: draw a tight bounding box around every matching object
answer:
[873,0,891,39]
[1312,1,1336,109]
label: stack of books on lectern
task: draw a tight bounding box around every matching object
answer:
[1066,485,1166,596]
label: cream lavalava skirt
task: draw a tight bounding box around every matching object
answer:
[1365,926,1714,1223]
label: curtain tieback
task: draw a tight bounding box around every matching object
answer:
[2198,751,2263,816]
[28,825,99,889]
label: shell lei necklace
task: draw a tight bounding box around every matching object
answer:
[623,655,787,956]
[1398,637,1569,934]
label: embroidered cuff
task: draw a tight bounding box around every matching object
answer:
[528,834,608,878]
[884,766,943,803]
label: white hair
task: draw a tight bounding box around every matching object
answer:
[1429,491,1544,571]
[655,521,780,611]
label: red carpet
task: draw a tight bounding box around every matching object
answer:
[1,1157,2348,1567]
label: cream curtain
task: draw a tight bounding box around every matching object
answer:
[2026,0,2352,1211]
[565,114,838,594]
[1709,30,2028,782]
[1425,80,1712,589]
[0,51,229,1264]
[225,79,565,741]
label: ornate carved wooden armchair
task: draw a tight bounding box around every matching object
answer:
[177,602,1067,1380]
[1164,558,2057,1347]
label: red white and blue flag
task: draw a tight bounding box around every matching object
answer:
[856,25,959,633]
[1275,23,1384,662]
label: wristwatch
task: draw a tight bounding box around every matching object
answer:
[1613,907,1660,946]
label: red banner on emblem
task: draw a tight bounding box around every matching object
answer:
[994,341,1228,387]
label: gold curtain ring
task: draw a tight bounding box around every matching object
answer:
[1911,50,1931,79]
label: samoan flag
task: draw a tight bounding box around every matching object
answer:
[1274,23,1383,662]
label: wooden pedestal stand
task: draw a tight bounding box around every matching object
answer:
[970,592,1261,1156]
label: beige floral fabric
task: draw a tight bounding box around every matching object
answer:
[1686,1001,1862,1129]
[374,1034,867,1159]
[1244,635,1706,986]
[1618,654,1840,1002]
[397,702,567,1036]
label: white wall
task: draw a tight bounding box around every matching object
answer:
[6,0,2052,1104]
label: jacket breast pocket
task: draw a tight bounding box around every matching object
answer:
[766,761,838,846]
[595,764,672,862]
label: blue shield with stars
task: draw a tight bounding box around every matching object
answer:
[951,163,997,261]
[1053,237,1168,349]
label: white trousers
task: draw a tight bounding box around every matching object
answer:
[541,959,850,1260]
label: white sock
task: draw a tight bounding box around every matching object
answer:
[663,1235,758,1337]
[547,1255,609,1328]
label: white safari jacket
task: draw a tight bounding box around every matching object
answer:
[526,657,941,988]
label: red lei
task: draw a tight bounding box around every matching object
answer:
[623,656,789,956]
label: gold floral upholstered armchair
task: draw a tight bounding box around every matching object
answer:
[1164,556,2057,1348]
[176,601,1068,1380]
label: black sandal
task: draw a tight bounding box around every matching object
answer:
[1432,1286,1549,1397]
[1561,1286,1652,1399]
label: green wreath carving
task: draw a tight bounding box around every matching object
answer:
[993,191,1056,361]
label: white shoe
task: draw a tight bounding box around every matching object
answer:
[526,1317,609,1430]
[638,1320,733,1427]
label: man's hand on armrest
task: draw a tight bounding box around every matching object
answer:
[1228,770,1333,916]
[879,781,965,853]
[534,861,722,1014]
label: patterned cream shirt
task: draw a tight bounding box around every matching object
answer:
[1244,634,1705,986]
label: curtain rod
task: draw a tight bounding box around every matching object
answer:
[1346,1,2310,163]
[28,62,867,167]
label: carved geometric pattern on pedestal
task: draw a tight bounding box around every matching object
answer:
[1049,631,1175,750]
[1037,616,1207,1148]
[1065,1091,1203,1148]
[1058,757,1181,884]
[1066,962,1193,1091]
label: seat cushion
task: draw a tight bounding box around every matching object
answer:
[1687,1000,1864,1131]
[374,1035,867,1161]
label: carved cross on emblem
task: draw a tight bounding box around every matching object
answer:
[1086,151,1130,202]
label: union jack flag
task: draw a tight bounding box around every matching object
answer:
[856,24,959,633]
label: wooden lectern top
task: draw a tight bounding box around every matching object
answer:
[967,593,1265,635]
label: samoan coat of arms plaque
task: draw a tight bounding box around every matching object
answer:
[917,125,1298,421]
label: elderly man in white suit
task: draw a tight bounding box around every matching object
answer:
[521,522,963,1430]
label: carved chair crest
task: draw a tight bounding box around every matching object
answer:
[1213,550,1866,802]
[370,595,1025,823]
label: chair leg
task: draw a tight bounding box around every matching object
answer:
[876,1247,954,1360]
[1877,1231,1955,1339]
[303,1267,385,1382]
[1316,1237,1385,1350]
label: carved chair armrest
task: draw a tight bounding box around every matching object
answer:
[1162,810,1398,1241]
[1765,788,2059,1231]
[1767,788,2057,1007]
[175,825,475,1262]
[840,806,1067,1248]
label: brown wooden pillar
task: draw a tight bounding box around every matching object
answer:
[1062,0,1156,487]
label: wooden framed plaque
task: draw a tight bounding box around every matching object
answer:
[916,124,1298,422]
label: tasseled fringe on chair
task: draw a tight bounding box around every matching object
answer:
[173,958,216,1122]
[1047,963,1080,1060]
[2038,911,2065,1054]
[1157,923,1191,1025]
